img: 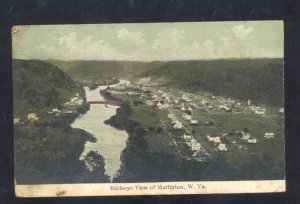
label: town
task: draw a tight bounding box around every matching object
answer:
[14,77,284,164]
[99,79,283,162]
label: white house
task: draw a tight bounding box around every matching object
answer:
[156,102,163,109]
[174,121,183,129]
[27,113,38,121]
[248,99,251,106]
[191,141,201,151]
[213,137,221,146]
[247,138,257,144]
[162,93,168,98]
[145,100,154,106]
[264,132,274,139]
[52,108,60,113]
[168,113,174,119]
[69,96,84,105]
[190,120,199,125]
[14,118,20,124]
[183,114,192,120]
[171,118,178,124]
[201,99,208,105]
[279,108,284,113]
[241,132,251,141]
[161,103,170,108]
[217,143,228,151]
[207,135,220,144]
[183,133,192,140]
[218,105,228,110]
[207,135,215,142]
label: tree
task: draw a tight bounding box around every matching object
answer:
[243,128,249,133]
[185,110,192,115]
[46,87,59,107]
[83,151,106,171]
[156,127,163,134]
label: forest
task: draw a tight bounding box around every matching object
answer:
[13,59,109,184]
[138,58,284,107]
[49,58,284,107]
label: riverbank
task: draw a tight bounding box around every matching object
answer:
[14,86,110,184]
[71,84,129,179]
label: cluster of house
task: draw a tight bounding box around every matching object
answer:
[226,97,243,106]
[142,88,210,120]
[217,105,232,112]
[249,105,266,116]
[206,129,263,151]
[150,91,201,126]
[181,94,192,102]
[151,101,170,110]
[182,113,199,125]
[183,133,202,151]
[47,108,75,116]
[149,90,172,110]
[47,108,61,116]
[168,113,183,129]
[64,93,84,106]
[198,97,235,113]
[239,131,257,143]
[207,135,228,151]
[14,112,39,124]
[108,84,144,96]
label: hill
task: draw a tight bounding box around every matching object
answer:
[13,59,109,184]
[48,59,168,86]
[48,60,149,85]
[138,58,284,107]
[13,59,85,117]
[48,58,284,107]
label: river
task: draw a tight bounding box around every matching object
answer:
[71,80,130,179]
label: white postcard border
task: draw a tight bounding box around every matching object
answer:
[15,180,285,197]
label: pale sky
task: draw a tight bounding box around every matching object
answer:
[12,21,283,61]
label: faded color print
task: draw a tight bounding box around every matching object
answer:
[13,21,285,196]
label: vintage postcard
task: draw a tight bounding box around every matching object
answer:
[13,21,285,197]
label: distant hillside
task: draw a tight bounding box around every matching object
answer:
[48,58,284,107]
[48,60,149,81]
[13,59,85,117]
[138,58,284,107]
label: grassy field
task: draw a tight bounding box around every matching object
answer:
[130,105,176,154]
[111,83,285,180]
[113,94,177,155]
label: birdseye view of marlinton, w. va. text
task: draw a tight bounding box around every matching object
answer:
[13,21,285,196]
